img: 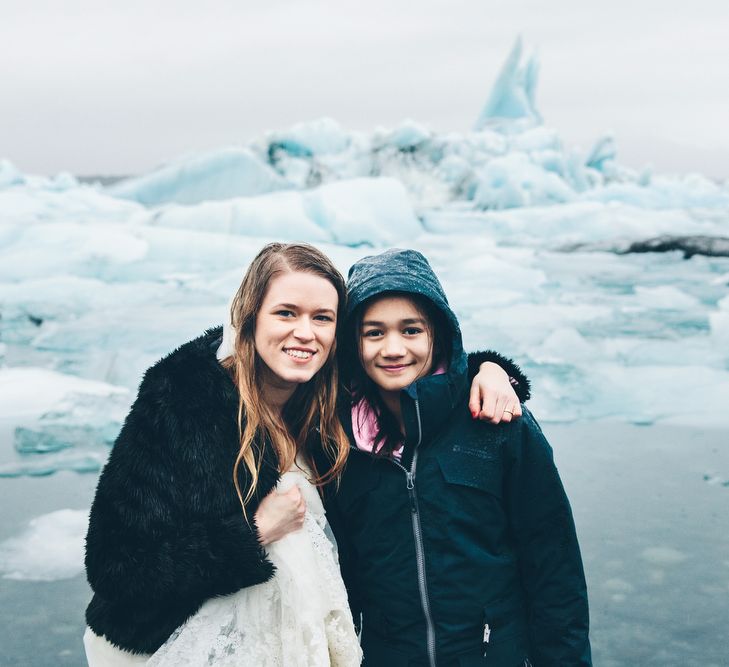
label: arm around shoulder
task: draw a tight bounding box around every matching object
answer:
[466,350,531,402]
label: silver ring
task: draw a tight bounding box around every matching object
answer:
[503,410,513,415]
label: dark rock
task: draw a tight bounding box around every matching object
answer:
[619,235,729,259]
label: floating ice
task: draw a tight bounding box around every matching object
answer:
[0,369,127,477]
[0,509,88,580]
[147,177,421,247]
[109,147,291,206]
[0,222,149,282]
[472,152,575,209]
[303,177,421,246]
[0,182,144,229]
[0,368,128,421]
[376,119,432,151]
[149,191,331,242]
[0,449,107,478]
[268,117,350,157]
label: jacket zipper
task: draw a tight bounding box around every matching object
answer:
[406,399,438,667]
[350,398,437,666]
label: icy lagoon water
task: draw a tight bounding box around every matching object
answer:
[1,422,727,666]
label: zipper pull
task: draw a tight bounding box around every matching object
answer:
[405,472,417,513]
[482,623,491,657]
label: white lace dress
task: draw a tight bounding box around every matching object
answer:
[144,462,362,667]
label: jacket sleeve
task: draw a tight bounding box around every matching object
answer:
[466,350,531,402]
[506,409,592,666]
[84,367,274,605]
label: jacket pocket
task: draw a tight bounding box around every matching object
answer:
[480,599,530,666]
[437,450,503,499]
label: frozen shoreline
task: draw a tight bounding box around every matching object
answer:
[1,421,727,666]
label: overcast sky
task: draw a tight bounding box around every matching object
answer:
[2,0,728,178]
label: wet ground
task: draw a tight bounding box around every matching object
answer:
[1,421,727,666]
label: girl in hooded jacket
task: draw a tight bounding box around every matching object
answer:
[327,249,592,667]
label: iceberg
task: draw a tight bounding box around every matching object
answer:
[108,147,291,206]
[474,36,542,130]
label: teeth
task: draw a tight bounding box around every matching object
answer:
[285,349,312,359]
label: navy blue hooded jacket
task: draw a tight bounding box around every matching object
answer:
[327,249,591,667]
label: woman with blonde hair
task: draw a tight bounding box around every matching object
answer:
[83,243,526,666]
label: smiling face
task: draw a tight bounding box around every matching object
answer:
[254,270,339,395]
[359,295,435,400]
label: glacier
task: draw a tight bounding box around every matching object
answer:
[0,38,727,479]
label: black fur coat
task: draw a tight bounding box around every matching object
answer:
[85,327,279,654]
[84,326,530,654]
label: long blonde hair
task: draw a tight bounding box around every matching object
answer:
[222,243,349,515]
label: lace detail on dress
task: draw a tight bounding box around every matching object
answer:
[146,465,362,667]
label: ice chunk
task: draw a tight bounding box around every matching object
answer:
[586,135,617,171]
[150,191,331,242]
[48,171,79,191]
[304,177,422,246]
[0,158,25,188]
[531,328,595,364]
[268,117,350,157]
[632,286,701,310]
[512,127,561,153]
[15,428,73,454]
[474,36,542,129]
[0,182,144,226]
[0,222,149,281]
[584,173,729,209]
[0,450,107,478]
[0,509,88,580]
[709,295,729,345]
[0,368,128,421]
[376,119,432,151]
[109,147,291,207]
[472,153,574,209]
[149,177,421,247]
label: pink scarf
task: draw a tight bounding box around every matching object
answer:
[351,365,446,460]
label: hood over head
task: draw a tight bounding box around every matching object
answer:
[345,248,467,391]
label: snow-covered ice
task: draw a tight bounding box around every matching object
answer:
[109,147,291,206]
[0,38,727,478]
[0,368,127,421]
[0,509,88,581]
